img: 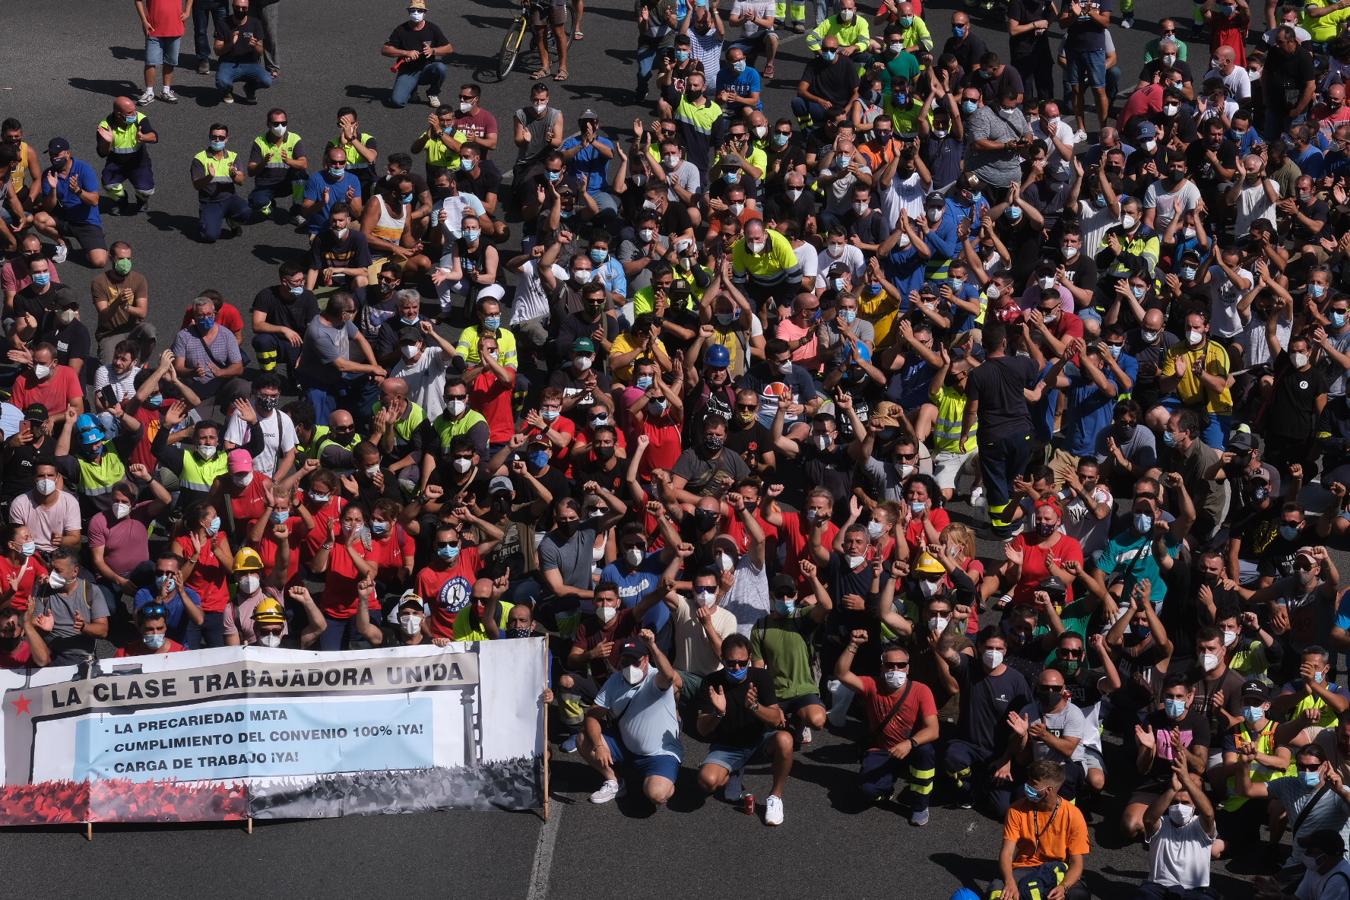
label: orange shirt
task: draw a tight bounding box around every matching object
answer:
[1003,799,1090,870]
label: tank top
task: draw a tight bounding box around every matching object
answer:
[369,194,407,243]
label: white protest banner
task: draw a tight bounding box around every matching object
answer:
[0,639,546,825]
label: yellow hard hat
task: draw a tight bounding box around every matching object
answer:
[234,547,264,572]
[252,597,285,625]
[914,552,945,576]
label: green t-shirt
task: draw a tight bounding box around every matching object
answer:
[750,614,818,701]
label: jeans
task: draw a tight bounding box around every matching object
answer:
[200,610,226,648]
[198,194,250,242]
[192,0,228,58]
[217,60,273,93]
[636,39,661,87]
[306,375,378,425]
[390,61,447,107]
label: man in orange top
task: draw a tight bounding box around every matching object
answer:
[990,759,1090,900]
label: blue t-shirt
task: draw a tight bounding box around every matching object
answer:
[884,244,927,298]
[601,551,670,635]
[302,171,364,234]
[41,159,103,227]
[1065,353,1137,456]
[134,585,204,647]
[1332,589,1350,631]
[714,66,763,110]
[559,135,616,195]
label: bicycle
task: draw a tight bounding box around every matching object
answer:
[497,0,566,79]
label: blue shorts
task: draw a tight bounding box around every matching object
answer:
[705,731,777,773]
[145,36,182,67]
[780,693,824,716]
[1065,47,1106,89]
[602,734,680,782]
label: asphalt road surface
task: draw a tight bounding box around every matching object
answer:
[0,0,1335,896]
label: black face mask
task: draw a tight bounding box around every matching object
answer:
[1117,423,1136,442]
[694,509,719,530]
[594,445,615,461]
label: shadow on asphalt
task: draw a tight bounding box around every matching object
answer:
[68,77,141,99]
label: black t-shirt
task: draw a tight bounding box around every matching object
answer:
[251,285,321,335]
[1264,353,1329,440]
[801,56,861,107]
[40,318,91,369]
[1007,0,1054,61]
[956,656,1032,752]
[385,21,450,73]
[942,33,989,74]
[457,161,503,204]
[1143,707,1211,782]
[309,230,374,274]
[216,15,263,63]
[964,354,1039,439]
[1184,139,1240,196]
[556,313,621,366]
[700,666,778,747]
[0,439,46,503]
[1263,44,1316,111]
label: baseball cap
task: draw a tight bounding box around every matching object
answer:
[769,573,798,596]
[488,475,514,495]
[924,190,946,208]
[572,337,595,354]
[579,108,598,122]
[397,588,426,612]
[1241,679,1269,701]
[1228,423,1261,453]
[46,137,71,156]
[23,404,47,424]
[1135,121,1158,139]
[618,638,648,662]
[228,448,253,473]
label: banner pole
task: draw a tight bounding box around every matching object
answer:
[84,822,92,841]
[246,817,253,835]
[542,706,551,822]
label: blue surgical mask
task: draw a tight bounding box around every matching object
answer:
[460,157,474,171]
[1164,698,1186,719]
[724,169,740,183]
[288,285,304,296]
[1007,206,1022,222]
[271,510,290,524]
[1243,705,1264,724]
[1333,311,1347,328]
[590,248,608,263]
[822,49,838,61]
[1132,285,1146,300]
[733,59,746,73]
[546,170,562,182]
[1301,770,1321,787]
[953,24,967,37]
[1162,430,1177,447]
[464,229,481,243]
[438,544,461,562]
[1279,524,1299,540]
[143,632,167,650]
[675,49,690,62]
[156,574,177,592]
[482,315,501,330]
[206,516,222,535]
[209,139,227,152]
[528,450,550,470]
[148,393,163,408]
[772,133,789,147]
[635,375,654,390]
[726,665,749,682]
[841,309,857,324]
[1134,513,1153,534]
[198,315,216,331]
[1023,783,1043,801]
[402,192,415,205]
[328,166,345,178]
[960,99,978,114]
[773,598,796,616]
[32,272,50,287]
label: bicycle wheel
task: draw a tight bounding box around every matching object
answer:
[498,14,528,79]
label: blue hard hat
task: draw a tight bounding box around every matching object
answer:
[951,890,982,900]
[705,344,731,368]
[75,413,99,433]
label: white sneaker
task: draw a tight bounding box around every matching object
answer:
[1072,129,1088,144]
[723,771,744,802]
[800,726,813,745]
[137,87,155,106]
[159,87,179,103]
[52,243,68,264]
[765,794,784,826]
[589,779,621,804]
[969,485,986,508]
[427,93,441,108]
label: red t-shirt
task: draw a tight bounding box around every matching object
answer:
[0,639,37,669]
[724,512,779,554]
[571,609,639,680]
[318,541,372,620]
[291,494,346,567]
[129,405,165,471]
[143,0,187,37]
[0,555,49,613]
[115,638,186,658]
[471,368,517,443]
[9,366,82,418]
[224,474,274,536]
[174,534,231,613]
[903,507,951,559]
[857,674,937,750]
[635,415,683,477]
[1009,532,1085,607]
[417,546,484,638]
[369,525,415,582]
[778,510,838,582]
[254,521,301,586]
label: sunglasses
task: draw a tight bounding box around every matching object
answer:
[1298,763,1323,772]
[141,604,168,618]
[882,661,910,670]
[1059,648,1083,658]
[437,541,460,549]
[470,595,493,603]
[735,403,758,411]
[898,452,918,460]
[459,95,475,102]
[722,659,750,669]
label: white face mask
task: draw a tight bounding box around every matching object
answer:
[883,669,907,689]
[533,101,548,115]
[112,502,131,520]
[400,614,424,636]
[1187,329,1204,346]
[624,547,645,567]
[233,472,253,487]
[919,578,942,598]
[1141,329,1160,343]
[36,478,56,497]
[258,633,283,648]
[845,554,866,569]
[48,572,67,590]
[622,664,645,685]
[238,574,260,595]
[786,188,803,201]
[452,457,473,474]
[596,605,618,624]
[1292,351,1310,368]
[1164,104,1180,117]
[1222,630,1239,647]
[982,649,1004,670]
[1121,214,1137,230]
[34,364,52,381]
[716,552,734,573]
[1061,245,1078,259]
[1201,652,1219,672]
[448,398,467,417]
[1168,803,1193,826]
[929,616,949,634]
[695,588,718,607]
[198,445,218,460]
[748,240,766,254]
[401,344,419,360]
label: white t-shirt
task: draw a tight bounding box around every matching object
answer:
[510,258,566,325]
[1080,200,1119,261]
[721,554,769,636]
[1031,118,1077,181]
[816,244,867,282]
[92,364,138,401]
[1145,814,1217,889]
[1206,65,1252,101]
[731,0,776,37]
[224,410,297,478]
[390,345,452,420]
[1206,263,1253,339]
[1143,179,1201,233]
[1060,484,1114,559]
[880,169,930,231]
[1234,178,1279,238]
[792,240,820,290]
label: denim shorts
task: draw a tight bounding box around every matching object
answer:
[704,732,778,773]
[1065,47,1106,89]
[145,35,182,67]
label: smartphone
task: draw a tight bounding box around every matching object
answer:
[99,385,119,408]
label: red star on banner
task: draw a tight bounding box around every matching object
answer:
[11,695,31,715]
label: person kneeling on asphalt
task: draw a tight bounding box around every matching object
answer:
[988,759,1091,900]
[695,633,795,826]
